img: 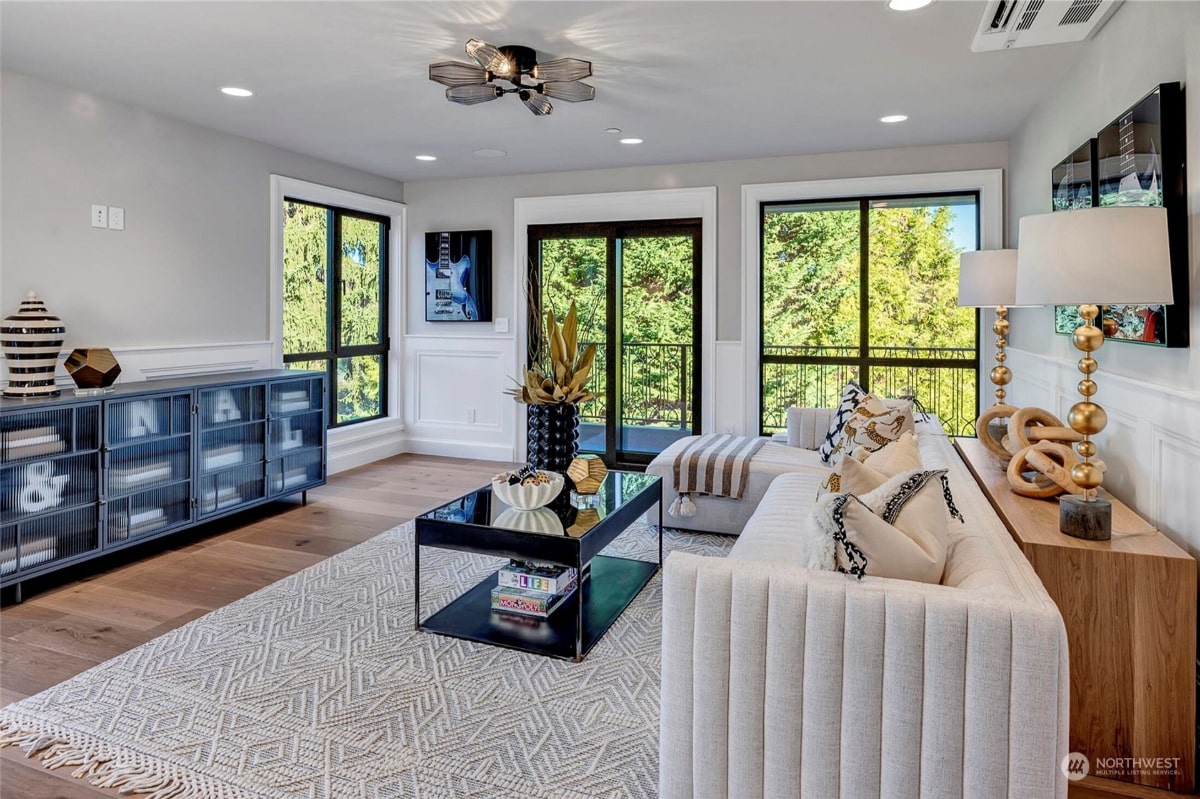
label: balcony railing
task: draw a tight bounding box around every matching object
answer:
[576,343,979,441]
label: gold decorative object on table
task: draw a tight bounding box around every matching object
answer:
[566,453,607,494]
[1016,206,1174,540]
[64,347,121,392]
[956,249,1039,465]
[1002,407,1094,498]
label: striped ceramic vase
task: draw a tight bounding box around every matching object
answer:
[2,291,66,398]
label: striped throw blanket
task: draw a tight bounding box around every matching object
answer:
[669,434,767,517]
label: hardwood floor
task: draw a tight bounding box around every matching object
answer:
[0,453,1193,799]
[0,453,504,798]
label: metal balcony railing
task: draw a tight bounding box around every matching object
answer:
[578,343,979,439]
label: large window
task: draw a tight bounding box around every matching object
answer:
[759,192,979,436]
[282,199,388,426]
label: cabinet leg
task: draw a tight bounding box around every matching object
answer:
[14,582,22,604]
[302,491,308,507]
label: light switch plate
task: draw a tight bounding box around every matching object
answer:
[91,205,108,228]
[108,206,125,230]
[494,317,509,334]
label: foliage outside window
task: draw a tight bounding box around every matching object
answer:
[760,193,979,436]
[282,199,388,426]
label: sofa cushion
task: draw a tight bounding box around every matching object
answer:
[818,431,921,495]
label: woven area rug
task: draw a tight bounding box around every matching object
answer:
[0,520,733,798]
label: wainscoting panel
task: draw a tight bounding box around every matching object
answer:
[1007,347,1200,559]
[713,341,745,435]
[403,335,516,462]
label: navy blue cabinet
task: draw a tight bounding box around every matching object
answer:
[0,370,327,599]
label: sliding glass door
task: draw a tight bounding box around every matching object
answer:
[529,220,701,467]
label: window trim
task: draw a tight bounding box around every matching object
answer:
[269,175,406,432]
[741,170,1003,436]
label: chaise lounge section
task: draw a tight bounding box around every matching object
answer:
[659,415,1071,798]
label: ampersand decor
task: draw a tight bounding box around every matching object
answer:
[18,460,69,513]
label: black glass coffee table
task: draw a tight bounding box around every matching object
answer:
[414,471,663,661]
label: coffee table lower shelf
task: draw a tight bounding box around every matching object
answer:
[419,555,658,661]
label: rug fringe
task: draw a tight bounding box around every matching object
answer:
[0,718,255,799]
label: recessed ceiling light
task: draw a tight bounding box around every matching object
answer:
[619,138,643,145]
[880,114,908,124]
[415,154,438,161]
[888,0,933,10]
[220,87,254,97]
[473,148,507,158]
[605,127,622,134]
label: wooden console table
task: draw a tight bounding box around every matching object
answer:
[956,437,1196,795]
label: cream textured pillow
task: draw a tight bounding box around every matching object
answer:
[824,394,912,466]
[807,469,962,584]
[817,431,922,497]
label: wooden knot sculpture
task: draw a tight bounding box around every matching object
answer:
[997,407,1102,498]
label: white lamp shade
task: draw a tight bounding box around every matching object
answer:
[957,249,1022,307]
[1015,206,1173,305]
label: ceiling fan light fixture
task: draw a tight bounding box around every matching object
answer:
[465,38,512,75]
[429,61,489,87]
[531,57,593,83]
[446,84,502,105]
[519,89,553,116]
[540,81,595,103]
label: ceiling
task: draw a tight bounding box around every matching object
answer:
[0,1,1092,182]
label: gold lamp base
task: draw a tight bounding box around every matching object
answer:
[1061,303,1111,540]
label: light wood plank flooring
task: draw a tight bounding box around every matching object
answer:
[0,454,1191,799]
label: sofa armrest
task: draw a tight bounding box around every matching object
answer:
[660,552,1069,799]
[785,405,835,450]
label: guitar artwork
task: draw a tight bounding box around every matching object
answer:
[425,233,479,321]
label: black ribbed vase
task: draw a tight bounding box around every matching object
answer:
[526,403,579,476]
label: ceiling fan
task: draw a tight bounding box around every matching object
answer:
[428,39,595,116]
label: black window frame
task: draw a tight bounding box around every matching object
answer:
[527,218,703,469]
[758,190,981,436]
[282,197,390,429]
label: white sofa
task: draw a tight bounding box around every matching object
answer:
[659,416,1070,798]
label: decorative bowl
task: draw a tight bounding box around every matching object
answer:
[493,507,565,535]
[491,471,564,510]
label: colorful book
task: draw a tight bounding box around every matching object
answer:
[490,578,577,618]
[498,564,577,595]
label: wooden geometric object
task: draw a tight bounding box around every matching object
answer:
[64,347,121,388]
[566,454,607,494]
[1007,440,1085,498]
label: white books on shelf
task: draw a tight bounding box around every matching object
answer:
[110,461,172,491]
[201,485,242,513]
[203,444,244,471]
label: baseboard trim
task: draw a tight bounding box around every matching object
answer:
[403,436,514,462]
[328,419,406,474]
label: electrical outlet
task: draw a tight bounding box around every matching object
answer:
[466,408,476,423]
[91,205,108,228]
[108,206,125,230]
[494,317,509,334]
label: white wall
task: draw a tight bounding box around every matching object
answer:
[0,70,404,355]
[1005,2,1200,557]
[402,142,1008,459]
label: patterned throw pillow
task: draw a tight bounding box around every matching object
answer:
[817,431,921,497]
[807,469,963,584]
[823,393,911,466]
[818,382,867,464]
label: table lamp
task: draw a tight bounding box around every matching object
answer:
[1015,206,1172,540]
[957,249,1026,407]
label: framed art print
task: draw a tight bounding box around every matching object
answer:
[425,230,493,322]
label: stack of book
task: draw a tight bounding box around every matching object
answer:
[203,443,244,471]
[273,390,311,414]
[490,561,577,618]
[2,426,65,460]
[109,507,167,541]
[109,459,172,492]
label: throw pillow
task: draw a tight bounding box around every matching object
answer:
[816,432,922,497]
[823,393,911,466]
[818,381,866,464]
[862,430,921,474]
[807,468,963,584]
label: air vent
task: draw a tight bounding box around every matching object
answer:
[1016,0,1044,31]
[1060,0,1101,25]
[972,0,1123,51]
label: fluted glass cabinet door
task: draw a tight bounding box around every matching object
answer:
[197,383,267,518]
